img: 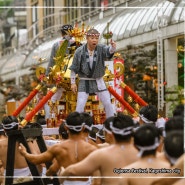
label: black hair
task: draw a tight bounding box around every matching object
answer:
[1,116,19,132]
[65,112,84,134]
[139,104,158,123]
[112,113,134,142]
[103,116,114,132]
[60,24,73,35]
[165,116,184,134]
[0,124,5,136]
[172,104,184,117]
[96,129,105,143]
[59,123,68,139]
[80,112,93,133]
[164,130,184,165]
[134,124,160,157]
[88,126,99,142]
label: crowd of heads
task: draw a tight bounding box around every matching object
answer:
[0,103,184,178]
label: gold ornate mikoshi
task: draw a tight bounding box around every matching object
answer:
[66,91,77,101]
[33,23,145,123]
[36,66,46,80]
[67,22,91,43]
[103,65,114,82]
[114,61,124,77]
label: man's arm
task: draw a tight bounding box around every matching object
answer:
[109,39,116,54]
[70,70,77,93]
[102,40,116,59]
[18,143,54,165]
[118,177,129,185]
[46,159,60,176]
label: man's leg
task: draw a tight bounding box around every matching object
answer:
[76,92,89,113]
[44,102,50,120]
[45,88,64,119]
[96,91,115,118]
[51,87,64,102]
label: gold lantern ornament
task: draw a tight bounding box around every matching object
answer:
[127,96,133,103]
[123,109,128,115]
[134,103,140,111]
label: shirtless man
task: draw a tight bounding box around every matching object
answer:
[0,124,5,185]
[0,116,33,184]
[151,156,184,185]
[151,132,184,185]
[96,129,105,144]
[103,116,115,145]
[157,115,184,162]
[19,111,97,185]
[88,126,99,147]
[60,113,139,185]
[118,124,170,185]
[80,112,93,142]
[0,159,3,185]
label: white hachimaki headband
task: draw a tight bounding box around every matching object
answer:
[85,32,100,37]
[2,122,19,130]
[96,132,105,140]
[88,135,96,142]
[164,149,178,166]
[109,121,133,136]
[103,126,112,134]
[136,137,160,157]
[64,122,85,132]
[84,124,92,131]
[139,114,154,124]
[0,128,4,132]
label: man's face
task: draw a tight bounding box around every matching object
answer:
[86,35,99,49]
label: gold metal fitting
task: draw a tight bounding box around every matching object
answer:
[51,87,57,93]
[120,82,126,88]
[35,84,42,90]
[20,119,27,127]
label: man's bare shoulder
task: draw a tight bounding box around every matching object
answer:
[0,138,8,146]
[81,140,98,152]
[97,142,110,148]
[48,139,97,152]
[87,144,115,157]
[171,178,185,185]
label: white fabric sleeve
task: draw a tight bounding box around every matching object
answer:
[70,70,76,84]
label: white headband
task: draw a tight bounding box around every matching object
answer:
[103,127,112,134]
[139,114,154,124]
[136,137,160,157]
[0,129,4,132]
[65,122,85,132]
[86,33,100,37]
[88,135,96,142]
[84,124,91,131]
[2,122,19,130]
[164,149,178,165]
[109,122,133,136]
[96,132,105,140]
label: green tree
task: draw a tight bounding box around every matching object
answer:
[0,0,13,18]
